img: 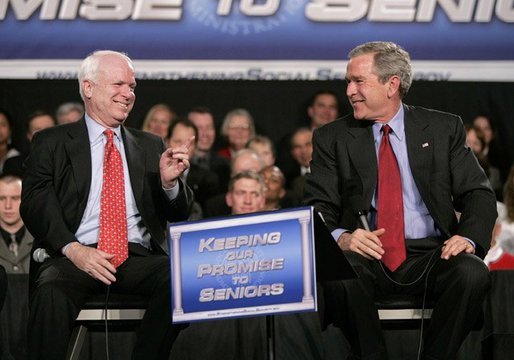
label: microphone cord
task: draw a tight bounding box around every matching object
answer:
[378,246,442,360]
[104,284,111,360]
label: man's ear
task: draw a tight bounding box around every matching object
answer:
[82,80,94,99]
[387,75,401,98]
[225,192,233,208]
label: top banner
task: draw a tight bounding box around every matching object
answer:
[1,0,513,80]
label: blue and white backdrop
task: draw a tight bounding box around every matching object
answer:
[0,0,513,80]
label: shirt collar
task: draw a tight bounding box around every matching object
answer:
[85,114,122,143]
[372,104,405,142]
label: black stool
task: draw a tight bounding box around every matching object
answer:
[66,293,148,360]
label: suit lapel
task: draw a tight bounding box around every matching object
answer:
[65,120,92,220]
[122,127,145,207]
[0,231,33,265]
[346,121,377,206]
[404,105,433,202]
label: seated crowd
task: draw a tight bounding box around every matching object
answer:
[0,78,512,360]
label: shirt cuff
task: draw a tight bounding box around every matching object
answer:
[61,243,71,256]
[163,181,179,200]
[331,228,345,242]
[464,237,476,248]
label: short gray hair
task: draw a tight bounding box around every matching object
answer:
[348,41,412,98]
[220,108,256,138]
[56,102,84,118]
[78,50,133,100]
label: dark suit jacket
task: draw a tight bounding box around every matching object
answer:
[0,229,33,274]
[304,105,497,258]
[186,163,220,208]
[20,119,193,259]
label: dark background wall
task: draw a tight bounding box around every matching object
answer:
[1,79,513,166]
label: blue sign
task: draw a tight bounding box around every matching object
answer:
[1,0,513,80]
[168,207,317,323]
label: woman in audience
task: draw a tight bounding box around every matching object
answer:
[218,108,255,160]
[465,123,502,199]
[141,103,176,139]
[473,114,509,184]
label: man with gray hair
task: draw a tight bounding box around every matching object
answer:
[21,50,193,360]
[305,41,496,359]
[55,102,84,124]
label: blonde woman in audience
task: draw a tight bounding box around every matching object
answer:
[141,103,176,139]
[218,108,255,160]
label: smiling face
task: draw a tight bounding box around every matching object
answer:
[308,93,339,128]
[345,53,401,123]
[82,53,136,128]
[189,112,216,153]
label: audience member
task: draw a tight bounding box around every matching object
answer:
[20,50,193,360]
[203,149,264,218]
[483,201,509,266]
[246,135,276,168]
[305,41,496,360]
[3,110,56,177]
[188,106,231,189]
[218,108,255,161]
[0,109,20,174]
[260,165,287,210]
[0,174,32,274]
[473,114,510,183]
[226,171,266,215]
[498,165,514,241]
[55,102,84,124]
[141,103,176,139]
[276,91,339,184]
[288,127,313,199]
[465,123,502,199]
[307,90,340,130]
[167,118,220,210]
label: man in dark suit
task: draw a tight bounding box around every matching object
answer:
[20,50,193,360]
[188,106,231,190]
[0,174,33,274]
[167,118,220,211]
[305,41,497,359]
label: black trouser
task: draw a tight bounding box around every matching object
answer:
[323,238,491,360]
[28,251,183,360]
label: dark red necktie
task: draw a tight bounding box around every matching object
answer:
[97,130,128,268]
[377,124,406,271]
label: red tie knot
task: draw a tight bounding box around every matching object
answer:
[104,129,114,143]
[382,124,392,136]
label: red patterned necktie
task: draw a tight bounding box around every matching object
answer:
[97,129,128,268]
[377,124,406,272]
